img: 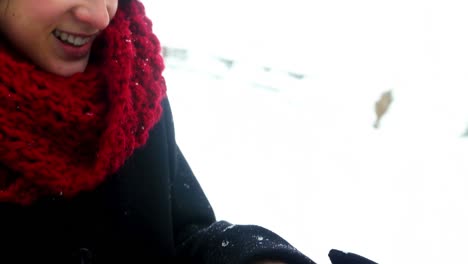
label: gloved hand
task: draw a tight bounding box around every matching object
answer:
[253,261,286,264]
[329,249,378,264]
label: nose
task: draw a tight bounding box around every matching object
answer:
[73,0,118,31]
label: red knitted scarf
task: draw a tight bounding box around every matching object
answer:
[0,1,166,205]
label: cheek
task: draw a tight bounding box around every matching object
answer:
[0,0,9,14]
[0,5,53,59]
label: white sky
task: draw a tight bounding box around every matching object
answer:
[142,1,468,263]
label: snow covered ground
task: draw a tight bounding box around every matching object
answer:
[142,1,468,263]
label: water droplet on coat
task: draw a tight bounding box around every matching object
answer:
[221,240,230,247]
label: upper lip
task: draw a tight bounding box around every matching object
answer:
[54,29,99,38]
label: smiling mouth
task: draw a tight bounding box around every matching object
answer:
[53,29,93,47]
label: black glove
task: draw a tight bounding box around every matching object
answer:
[329,249,378,264]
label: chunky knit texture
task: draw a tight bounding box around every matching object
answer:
[0,0,166,205]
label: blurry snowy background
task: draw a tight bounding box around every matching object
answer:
[141,0,468,263]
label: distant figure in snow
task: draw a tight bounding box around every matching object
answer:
[374,90,393,129]
[462,126,468,137]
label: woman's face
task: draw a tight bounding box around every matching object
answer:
[0,0,118,76]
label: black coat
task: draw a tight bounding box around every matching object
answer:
[0,100,311,264]
[0,98,376,264]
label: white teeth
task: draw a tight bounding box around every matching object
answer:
[60,32,68,41]
[53,29,91,47]
[73,37,86,46]
[67,34,75,44]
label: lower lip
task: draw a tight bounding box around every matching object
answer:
[54,36,93,60]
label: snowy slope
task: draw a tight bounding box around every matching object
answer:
[142,1,468,263]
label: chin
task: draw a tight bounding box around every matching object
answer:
[41,59,89,77]
[58,67,87,77]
